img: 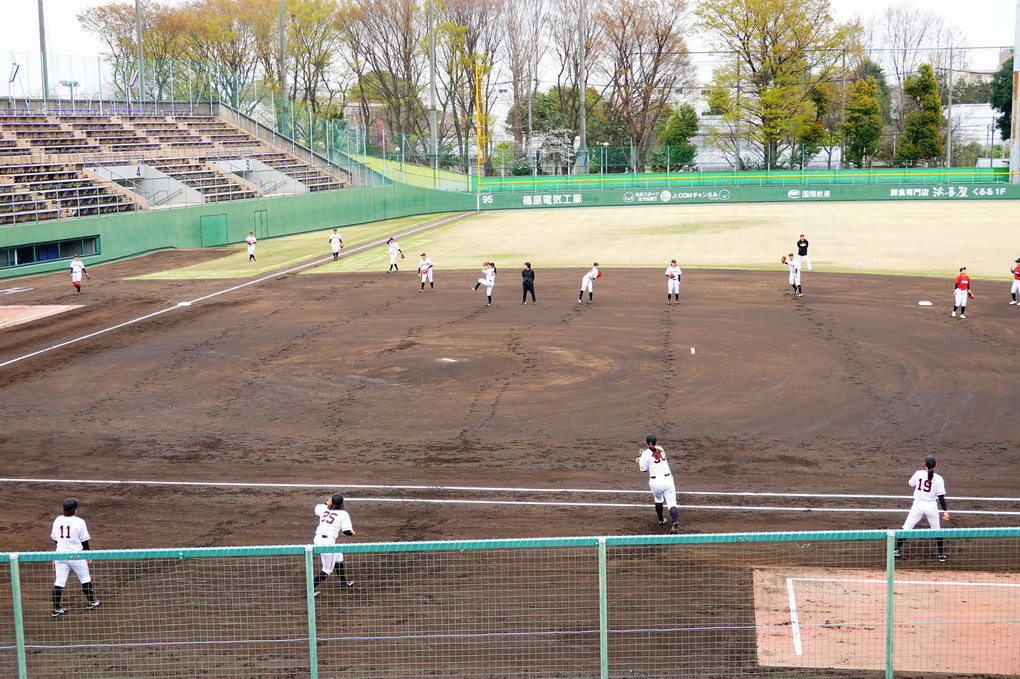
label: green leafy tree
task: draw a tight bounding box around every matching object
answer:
[854,58,892,123]
[650,104,698,169]
[841,76,882,167]
[696,0,859,170]
[951,79,991,104]
[894,63,943,166]
[989,55,1013,142]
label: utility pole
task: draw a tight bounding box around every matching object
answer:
[1011,0,1020,183]
[38,0,48,105]
[576,0,587,173]
[279,0,287,103]
[136,0,144,104]
[429,0,438,172]
[946,48,953,168]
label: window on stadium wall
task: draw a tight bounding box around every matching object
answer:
[1,236,98,269]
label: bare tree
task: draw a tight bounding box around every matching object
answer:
[286,0,344,112]
[436,0,505,163]
[341,0,429,145]
[595,0,693,170]
[547,0,602,137]
[874,4,961,135]
[503,0,549,146]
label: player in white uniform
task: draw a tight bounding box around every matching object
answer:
[245,232,258,262]
[471,261,496,306]
[328,229,344,261]
[635,434,680,533]
[894,456,949,561]
[786,253,802,297]
[665,259,682,305]
[418,253,434,292]
[69,254,88,295]
[50,498,100,616]
[386,237,403,272]
[578,262,600,304]
[310,493,356,596]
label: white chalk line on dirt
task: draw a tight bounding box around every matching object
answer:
[0,213,470,370]
[787,576,1020,655]
[2,477,1019,515]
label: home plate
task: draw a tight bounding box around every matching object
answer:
[918,301,933,306]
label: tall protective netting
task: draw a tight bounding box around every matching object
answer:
[3,529,1018,678]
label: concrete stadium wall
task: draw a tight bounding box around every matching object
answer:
[0,185,475,281]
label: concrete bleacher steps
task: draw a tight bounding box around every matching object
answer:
[0,112,348,220]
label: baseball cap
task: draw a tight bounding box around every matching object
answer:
[63,498,79,514]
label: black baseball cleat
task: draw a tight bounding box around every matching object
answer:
[340,580,354,588]
[893,549,901,557]
[86,600,101,610]
[657,519,668,526]
[937,554,947,562]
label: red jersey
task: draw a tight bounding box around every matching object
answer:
[955,274,970,290]
[1013,266,1020,280]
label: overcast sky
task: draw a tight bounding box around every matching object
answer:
[2,0,1017,71]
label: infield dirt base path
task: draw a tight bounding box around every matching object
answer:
[0,248,1017,550]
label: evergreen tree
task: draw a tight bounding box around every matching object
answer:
[842,77,882,167]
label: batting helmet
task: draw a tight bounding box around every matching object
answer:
[62,498,79,515]
[329,492,345,508]
[645,434,657,446]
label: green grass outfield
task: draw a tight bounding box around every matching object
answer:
[137,201,1020,281]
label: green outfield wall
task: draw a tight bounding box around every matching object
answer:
[478,182,1020,210]
[0,185,474,280]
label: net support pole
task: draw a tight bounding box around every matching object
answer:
[10,554,28,679]
[885,531,895,679]
[305,546,319,679]
[598,537,608,679]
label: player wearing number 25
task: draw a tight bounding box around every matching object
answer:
[50,498,101,617]
[895,456,949,562]
[310,493,356,596]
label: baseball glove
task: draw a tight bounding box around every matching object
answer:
[400,253,405,259]
[781,256,787,264]
[967,290,975,299]
[85,273,91,280]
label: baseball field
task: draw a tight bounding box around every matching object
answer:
[0,200,1018,677]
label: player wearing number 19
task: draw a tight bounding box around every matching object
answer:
[894,456,949,562]
[310,493,356,596]
[50,498,100,617]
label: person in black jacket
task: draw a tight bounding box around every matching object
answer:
[521,262,536,305]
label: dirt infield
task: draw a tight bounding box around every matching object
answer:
[0,245,1017,550]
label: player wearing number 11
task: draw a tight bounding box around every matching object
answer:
[895,456,949,562]
[50,498,100,617]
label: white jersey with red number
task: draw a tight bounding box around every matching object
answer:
[637,446,672,478]
[314,503,353,541]
[908,470,946,502]
[329,233,343,252]
[51,515,90,552]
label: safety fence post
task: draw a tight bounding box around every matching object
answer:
[598,537,608,679]
[886,531,896,679]
[305,545,319,679]
[10,554,27,679]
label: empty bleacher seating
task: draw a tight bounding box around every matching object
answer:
[0,112,347,220]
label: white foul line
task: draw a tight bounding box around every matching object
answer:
[787,577,803,655]
[0,477,1018,515]
[0,213,471,370]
